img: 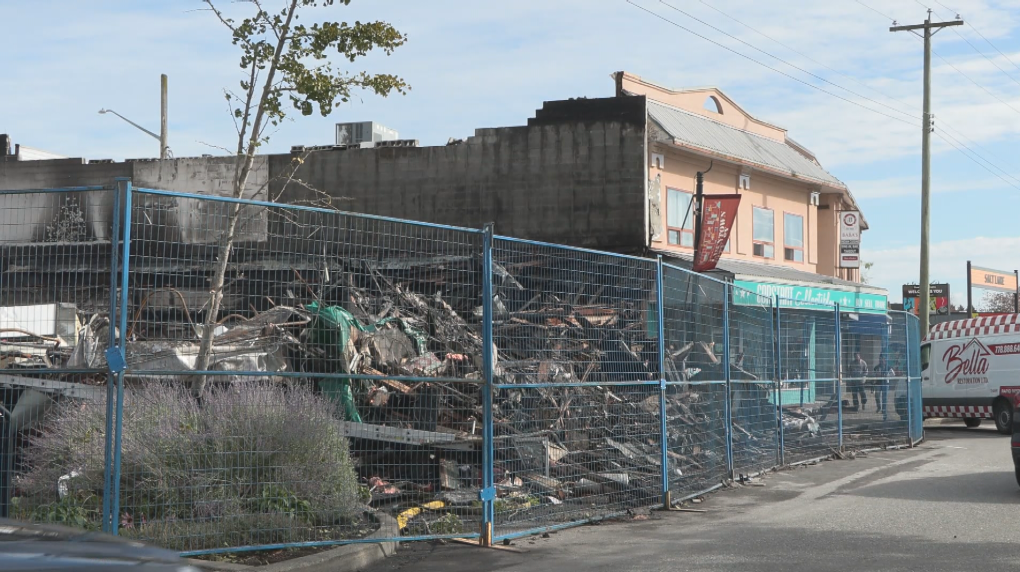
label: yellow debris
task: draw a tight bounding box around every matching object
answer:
[396,500,447,529]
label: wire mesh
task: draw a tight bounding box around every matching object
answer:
[0,183,928,551]
[661,265,729,496]
[490,382,662,535]
[777,299,840,463]
[0,188,117,530]
[839,310,911,449]
[728,286,778,476]
[0,189,116,373]
[489,238,661,385]
[1,379,109,526]
[121,189,485,552]
[488,238,661,536]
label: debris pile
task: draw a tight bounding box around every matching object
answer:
[2,252,840,533]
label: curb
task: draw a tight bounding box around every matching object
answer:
[189,512,400,572]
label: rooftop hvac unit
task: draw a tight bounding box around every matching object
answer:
[336,121,399,146]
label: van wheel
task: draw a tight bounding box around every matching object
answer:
[994,399,1013,435]
[964,418,982,428]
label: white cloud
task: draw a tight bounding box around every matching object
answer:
[5,0,1020,164]
[867,235,1020,303]
[844,175,1010,199]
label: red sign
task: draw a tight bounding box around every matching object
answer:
[988,342,1020,356]
[1001,386,1020,407]
[693,194,741,272]
[941,338,991,385]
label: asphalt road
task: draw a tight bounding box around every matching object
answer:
[366,423,1020,572]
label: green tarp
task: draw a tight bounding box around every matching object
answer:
[305,302,428,423]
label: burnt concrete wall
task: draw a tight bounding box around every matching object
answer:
[0,96,649,251]
[0,158,131,190]
[270,96,649,251]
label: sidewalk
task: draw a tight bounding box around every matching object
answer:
[362,445,937,572]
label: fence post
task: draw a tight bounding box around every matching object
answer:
[775,296,784,467]
[835,304,843,451]
[723,283,733,478]
[656,257,669,508]
[479,224,495,546]
[101,183,122,534]
[109,179,133,535]
[904,313,913,446]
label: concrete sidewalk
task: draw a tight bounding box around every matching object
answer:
[364,427,1020,572]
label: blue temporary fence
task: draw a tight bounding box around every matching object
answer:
[0,183,924,555]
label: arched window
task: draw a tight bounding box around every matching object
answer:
[703,95,723,114]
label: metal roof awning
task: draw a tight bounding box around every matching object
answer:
[647,100,845,189]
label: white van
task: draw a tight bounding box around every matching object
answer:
[922,315,1020,434]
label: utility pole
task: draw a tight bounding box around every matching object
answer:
[160,74,169,160]
[891,11,962,335]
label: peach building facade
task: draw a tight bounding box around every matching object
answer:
[617,72,866,284]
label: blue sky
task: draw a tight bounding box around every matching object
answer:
[4,0,1020,305]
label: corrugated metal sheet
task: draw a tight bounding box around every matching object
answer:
[647,101,844,188]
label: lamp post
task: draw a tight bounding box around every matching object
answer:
[99,74,168,159]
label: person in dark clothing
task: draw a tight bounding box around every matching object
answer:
[874,357,892,416]
[850,353,869,410]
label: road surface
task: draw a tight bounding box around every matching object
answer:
[366,423,1020,572]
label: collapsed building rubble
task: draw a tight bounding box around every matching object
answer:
[1,249,857,533]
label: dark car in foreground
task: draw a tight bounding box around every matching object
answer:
[0,518,198,572]
[1013,401,1020,486]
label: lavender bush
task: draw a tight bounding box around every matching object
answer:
[15,381,364,551]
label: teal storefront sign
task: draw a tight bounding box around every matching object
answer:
[732,280,887,314]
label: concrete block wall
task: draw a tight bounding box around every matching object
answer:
[270,96,649,251]
[0,96,649,252]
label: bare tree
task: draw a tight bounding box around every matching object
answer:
[192,0,408,393]
[980,291,1017,314]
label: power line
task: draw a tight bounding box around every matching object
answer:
[934,130,1020,191]
[624,1,918,125]
[937,126,1020,187]
[854,0,1020,183]
[932,0,1020,78]
[937,120,1020,183]
[929,45,1020,116]
[968,22,1020,76]
[920,2,1020,90]
[854,0,896,23]
[631,0,1020,189]
[697,0,918,119]
[886,1,1020,117]
[659,0,919,122]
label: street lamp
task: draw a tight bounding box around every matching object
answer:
[98,108,160,140]
[98,74,169,159]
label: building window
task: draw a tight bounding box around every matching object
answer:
[784,212,804,263]
[667,188,694,247]
[752,206,774,258]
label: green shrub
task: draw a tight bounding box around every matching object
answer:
[16,381,365,551]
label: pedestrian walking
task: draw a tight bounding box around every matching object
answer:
[850,352,869,410]
[874,357,892,417]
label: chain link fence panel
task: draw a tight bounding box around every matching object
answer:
[489,238,661,538]
[0,183,928,554]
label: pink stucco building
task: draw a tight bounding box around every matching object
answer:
[616,72,869,287]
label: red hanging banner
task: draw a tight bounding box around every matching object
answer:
[693,194,742,272]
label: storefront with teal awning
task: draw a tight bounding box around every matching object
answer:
[731,278,889,406]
